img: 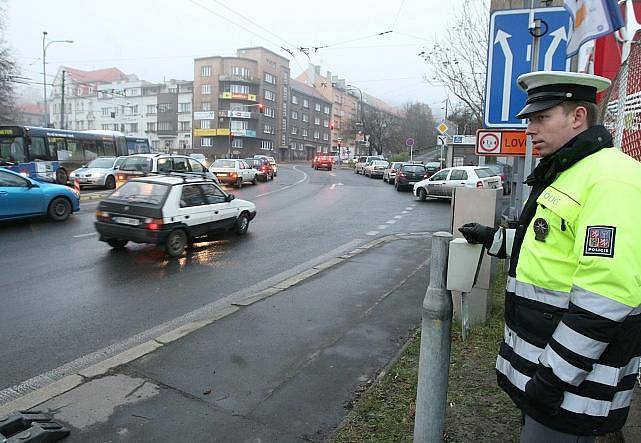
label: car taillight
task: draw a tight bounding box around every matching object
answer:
[96,210,111,222]
[476,180,483,188]
[261,166,266,171]
[230,172,237,178]
[398,172,405,177]
[117,175,126,181]
[144,218,164,230]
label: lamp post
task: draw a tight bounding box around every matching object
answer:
[42,31,74,127]
[346,84,364,156]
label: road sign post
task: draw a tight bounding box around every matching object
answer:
[406,137,415,161]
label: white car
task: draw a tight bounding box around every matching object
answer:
[363,160,389,178]
[95,174,256,257]
[413,166,502,200]
[209,159,259,188]
[69,156,126,189]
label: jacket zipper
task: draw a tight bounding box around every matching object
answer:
[561,219,566,232]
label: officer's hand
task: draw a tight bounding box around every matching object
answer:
[524,371,564,414]
[458,223,496,249]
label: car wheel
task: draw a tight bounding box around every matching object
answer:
[55,168,68,185]
[107,239,128,249]
[235,212,250,235]
[104,175,116,189]
[418,187,427,201]
[329,167,332,171]
[235,177,243,188]
[252,175,257,185]
[165,229,187,257]
[47,197,72,221]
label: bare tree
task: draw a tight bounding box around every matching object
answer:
[0,0,17,124]
[419,0,488,129]
[362,105,402,156]
[400,102,437,149]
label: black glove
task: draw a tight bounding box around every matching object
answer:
[458,223,496,249]
[524,370,564,415]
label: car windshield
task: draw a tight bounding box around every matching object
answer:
[87,157,116,168]
[403,165,426,173]
[475,168,495,178]
[372,161,388,166]
[120,156,153,172]
[110,181,169,205]
[212,159,236,168]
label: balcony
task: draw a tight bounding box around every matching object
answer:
[218,74,258,84]
[219,92,257,102]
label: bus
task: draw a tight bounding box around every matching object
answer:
[125,136,152,155]
[0,125,128,184]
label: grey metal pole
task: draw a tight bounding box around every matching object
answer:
[414,231,453,443]
[42,31,48,127]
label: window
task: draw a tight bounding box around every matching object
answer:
[261,140,273,150]
[264,89,275,101]
[230,102,245,112]
[179,121,191,131]
[323,133,329,141]
[173,157,189,172]
[264,72,275,84]
[291,127,298,135]
[229,84,249,94]
[264,107,275,118]
[313,130,319,139]
[264,124,274,134]
[201,102,211,111]
[179,102,191,113]
[201,65,212,77]
[302,113,308,122]
[450,169,468,181]
[130,105,139,115]
[202,137,213,147]
[314,117,320,125]
[158,121,172,131]
[430,170,449,181]
[303,99,309,108]
[302,129,308,137]
[102,124,110,130]
[102,107,110,116]
[291,111,298,120]
[231,120,248,131]
[232,138,244,148]
[232,66,249,78]
[180,185,206,207]
[323,119,329,128]
[129,123,138,133]
[315,103,321,112]
[200,120,211,129]
[146,122,156,132]
[158,103,172,112]
[157,158,172,172]
[291,95,298,104]
[146,104,156,114]
[200,184,226,204]
[201,84,211,95]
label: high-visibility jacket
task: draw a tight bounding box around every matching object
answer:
[492,146,641,435]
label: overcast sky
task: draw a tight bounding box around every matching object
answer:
[6,0,469,118]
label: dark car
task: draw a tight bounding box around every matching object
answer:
[487,162,512,195]
[312,154,333,171]
[424,161,441,177]
[395,163,428,192]
[245,158,274,181]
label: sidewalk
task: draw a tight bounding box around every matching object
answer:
[13,234,433,442]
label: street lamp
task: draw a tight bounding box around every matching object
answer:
[346,84,364,156]
[42,31,74,127]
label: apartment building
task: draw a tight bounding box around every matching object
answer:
[192,47,290,160]
[289,79,332,160]
[48,67,193,151]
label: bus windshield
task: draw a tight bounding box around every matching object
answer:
[0,136,26,164]
[87,157,116,168]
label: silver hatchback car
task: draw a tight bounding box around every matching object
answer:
[69,156,126,189]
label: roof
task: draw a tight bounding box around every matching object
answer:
[290,79,331,103]
[17,103,44,114]
[63,67,127,84]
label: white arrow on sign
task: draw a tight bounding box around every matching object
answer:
[544,27,567,71]
[494,29,513,122]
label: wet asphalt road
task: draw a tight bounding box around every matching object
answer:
[0,162,450,392]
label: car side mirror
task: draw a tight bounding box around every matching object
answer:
[28,181,39,188]
[113,166,119,170]
[225,194,235,202]
[81,164,87,168]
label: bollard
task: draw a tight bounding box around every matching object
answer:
[414,231,453,443]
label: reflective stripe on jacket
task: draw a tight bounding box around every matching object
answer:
[497,147,641,436]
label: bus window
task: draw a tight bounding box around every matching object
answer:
[102,141,116,156]
[83,140,98,159]
[67,140,86,161]
[30,136,52,161]
[0,136,26,163]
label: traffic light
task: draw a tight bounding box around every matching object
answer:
[258,103,264,113]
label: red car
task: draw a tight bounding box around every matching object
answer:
[312,154,333,171]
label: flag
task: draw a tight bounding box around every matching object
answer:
[565,0,624,57]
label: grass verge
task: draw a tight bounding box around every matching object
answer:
[332,262,521,442]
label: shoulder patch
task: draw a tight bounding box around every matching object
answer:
[583,226,616,258]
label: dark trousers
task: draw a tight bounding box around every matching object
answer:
[520,414,596,443]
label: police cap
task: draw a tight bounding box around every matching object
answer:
[515,71,611,119]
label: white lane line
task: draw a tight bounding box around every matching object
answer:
[404,207,413,210]
[73,232,97,238]
[386,220,397,224]
[377,225,389,230]
[365,231,379,236]
[394,215,403,219]
[254,165,308,198]
[402,210,409,214]
[330,184,336,190]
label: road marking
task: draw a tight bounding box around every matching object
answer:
[365,231,379,236]
[386,220,397,224]
[73,232,97,238]
[254,165,308,198]
[402,211,409,214]
[329,182,345,190]
[407,207,415,211]
[377,225,389,230]
[394,215,403,219]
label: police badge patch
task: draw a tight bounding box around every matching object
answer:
[533,218,549,241]
[583,226,616,257]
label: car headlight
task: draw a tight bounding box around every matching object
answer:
[69,172,76,178]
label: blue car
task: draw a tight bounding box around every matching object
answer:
[0,167,80,222]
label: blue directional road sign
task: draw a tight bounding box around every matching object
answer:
[484,7,571,128]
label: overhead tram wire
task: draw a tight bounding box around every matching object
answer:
[391,0,407,31]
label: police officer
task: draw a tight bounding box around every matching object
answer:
[459,71,641,442]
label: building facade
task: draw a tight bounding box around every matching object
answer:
[289,79,332,160]
[192,47,290,160]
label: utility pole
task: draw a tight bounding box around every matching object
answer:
[60,70,66,130]
[42,31,48,127]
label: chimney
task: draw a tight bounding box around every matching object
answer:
[326,71,332,82]
[314,65,320,75]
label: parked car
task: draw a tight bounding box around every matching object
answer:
[354,155,385,174]
[424,161,442,177]
[383,161,404,184]
[189,153,209,167]
[245,158,274,181]
[254,155,277,177]
[115,154,215,188]
[486,162,512,195]
[69,156,126,189]
[94,174,256,257]
[312,154,333,171]
[363,160,389,178]
[395,163,428,191]
[0,167,80,222]
[413,166,503,200]
[209,159,259,188]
